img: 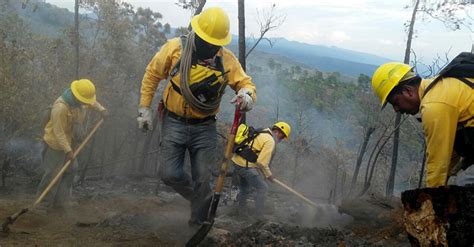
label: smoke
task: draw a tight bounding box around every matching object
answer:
[1,137,43,170]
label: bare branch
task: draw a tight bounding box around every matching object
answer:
[246,4,286,58]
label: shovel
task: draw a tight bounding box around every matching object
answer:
[272,178,318,208]
[1,118,104,233]
[186,102,242,247]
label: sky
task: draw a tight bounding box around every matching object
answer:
[46,0,473,63]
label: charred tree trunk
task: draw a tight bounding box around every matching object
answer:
[418,142,427,188]
[341,170,346,198]
[131,128,142,173]
[401,186,474,246]
[361,117,405,196]
[1,158,9,187]
[388,113,401,196]
[387,0,420,196]
[351,127,375,191]
[333,164,339,204]
[139,122,157,173]
[74,0,79,79]
[360,134,391,196]
[238,0,246,71]
[99,127,108,179]
[79,120,98,185]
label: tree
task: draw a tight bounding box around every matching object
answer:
[74,0,79,79]
[419,0,474,32]
[238,0,246,70]
[245,4,285,58]
[133,7,169,52]
[386,0,420,197]
[175,0,207,30]
[357,74,370,88]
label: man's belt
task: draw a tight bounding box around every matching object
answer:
[165,108,215,124]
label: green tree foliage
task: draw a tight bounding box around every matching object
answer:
[357,73,370,88]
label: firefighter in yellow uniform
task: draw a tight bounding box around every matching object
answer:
[371,58,474,188]
[137,7,257,226]
[232,122,291,219]
[38,79,107,208]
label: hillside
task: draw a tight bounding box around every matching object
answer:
[238,37,391,76]
[6,0,389,77]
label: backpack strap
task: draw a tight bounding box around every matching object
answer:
[167,35,227,96]
[423,52,474,97]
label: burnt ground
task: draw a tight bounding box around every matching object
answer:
[0,174,411,246]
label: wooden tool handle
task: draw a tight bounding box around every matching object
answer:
[33,118,104,207]
[273,178,318,208]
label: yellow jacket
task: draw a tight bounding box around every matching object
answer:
[232,129,275,177]
[419,77,474,187]
[43,97,105,153]
[139,37,257,118]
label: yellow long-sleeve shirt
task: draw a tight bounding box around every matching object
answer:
[43,97,105,153]
[139,37,257,118]
[419,77,474,187]
[232,129,275,177]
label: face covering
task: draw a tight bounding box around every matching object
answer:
[62,88,82,108]
[194,35,221,60]
[271,130,282,143]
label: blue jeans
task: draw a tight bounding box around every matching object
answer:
[234,165,268,217]
[159,114,216,223]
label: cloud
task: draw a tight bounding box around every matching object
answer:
[328,31,351,43]
[377,39,394,45]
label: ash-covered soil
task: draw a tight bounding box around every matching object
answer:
[0,175,410,246]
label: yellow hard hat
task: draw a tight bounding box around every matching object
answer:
[273,122,291,140]
[70,79,96,105]
[191,7,232,46]
[371,62,413,107]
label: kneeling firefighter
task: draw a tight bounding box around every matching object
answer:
[371,53,474,188]
[137,7,257,226]
[232,122,291,219]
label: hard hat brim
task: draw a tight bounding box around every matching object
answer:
[71,82,96,105]
[377,66,413,107]
[191,15,232,46]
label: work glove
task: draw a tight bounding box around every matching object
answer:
[137,106,153,130]
[100,109,109,118]
[231,88,254,112]
[66,151,74,161]
[267,175,275,182]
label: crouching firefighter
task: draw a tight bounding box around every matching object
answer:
[231,122,291,219]
[136,7,257,226]
[371,52,474,188]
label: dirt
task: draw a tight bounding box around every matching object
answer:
[0,176,411,246]
[0,177,195,246]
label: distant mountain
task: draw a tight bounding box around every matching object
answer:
[8,0,391,77]
[5,1,73,37]
[234,37,392,76]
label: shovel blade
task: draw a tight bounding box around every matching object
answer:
[1,208,29,233]
[185,221,214,247]
[186,193,221,246]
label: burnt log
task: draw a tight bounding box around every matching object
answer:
[401,185,474,247]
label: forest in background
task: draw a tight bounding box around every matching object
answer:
[0,0,426,203]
